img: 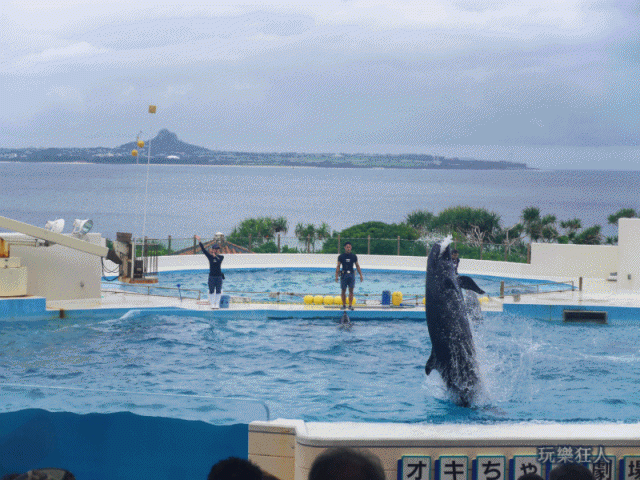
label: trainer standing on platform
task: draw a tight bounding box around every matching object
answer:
[335,241,364,310]
[195,235,224,309]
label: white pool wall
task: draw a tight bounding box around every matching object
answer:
[249,420,640,480]
[157,245,612,283]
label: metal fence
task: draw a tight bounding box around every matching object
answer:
[128,235,531,263]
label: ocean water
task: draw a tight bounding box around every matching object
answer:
[1,162,637,240]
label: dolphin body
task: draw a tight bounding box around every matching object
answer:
[424,238,481,406]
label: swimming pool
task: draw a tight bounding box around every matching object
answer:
[128,267,573,304]
[2,268,638,424]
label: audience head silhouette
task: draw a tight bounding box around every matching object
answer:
[550,464,595,480]
[309,447,385,480]
[208,457,264,480]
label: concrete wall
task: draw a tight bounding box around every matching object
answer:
[528,243,618,279]
[249,420,640,480]
[158,253,429,272]
[157,250,602,281]
[5,233,105,302]
[617,218,640,290]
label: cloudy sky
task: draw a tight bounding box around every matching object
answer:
[1,0,639,169]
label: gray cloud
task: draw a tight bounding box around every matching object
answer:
[1,1,639,168]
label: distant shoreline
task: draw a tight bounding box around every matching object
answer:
[0,129,530,170]
[0,160,531,170]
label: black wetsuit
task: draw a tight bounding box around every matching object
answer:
[200,242,224,293]
[337,252,358,290]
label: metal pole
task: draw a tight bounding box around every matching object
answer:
[132,237,136,280]
[168,235,172,254]
[397,236,400,256]
[367,235,370,255]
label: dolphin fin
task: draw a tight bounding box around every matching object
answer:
[458,275,486,295]
[425,351,437,375]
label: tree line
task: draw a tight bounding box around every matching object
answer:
[219,206,638,260]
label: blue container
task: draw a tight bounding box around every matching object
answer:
[381,290,391,306]
[219,295,230,309]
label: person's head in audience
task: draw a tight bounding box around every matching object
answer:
[309,447,385,480]
[208,457,263,480]
[518,474,544,480]
[3,469,75,480]
[550,463,595,480]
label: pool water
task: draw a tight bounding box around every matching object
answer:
[3,269,639,425]
[147,268,571,303]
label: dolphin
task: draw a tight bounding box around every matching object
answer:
[338,311,352,330]
[424,237,481,406]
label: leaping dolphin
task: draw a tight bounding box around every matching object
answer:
[424,237,481,406]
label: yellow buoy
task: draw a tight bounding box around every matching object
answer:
[303,295,313,305]
[131,149,138,157]
[334,295,343,305]
[392,291,403,306]
[313,294,324,305]
[137,140,145,148]
[323,295,334,305]
[422,297,426,304]
[478,296,489,304]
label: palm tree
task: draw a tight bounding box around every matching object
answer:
[560,218,581,242]
[494,223,524,260]
[406,210,434,235]
[608,208,637,225]
[295,223,316,252]
[521,206,542,242]
[316,223,330,242]
[273,217,288,235]
[540,215,559,243]
[574,225,603,245]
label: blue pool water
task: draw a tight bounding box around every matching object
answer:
[143,267,572,303]
[2,269,639,425]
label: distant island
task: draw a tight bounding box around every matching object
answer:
[0,129,529,170]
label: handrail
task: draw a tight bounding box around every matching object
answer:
[125,234,531,262]
[101,281,428,305]
[499,280,575,298]
[104,278,576,305]
[102,282,202,301]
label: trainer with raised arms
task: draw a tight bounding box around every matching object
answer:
[195,235,225,309]
[335,241,364,310]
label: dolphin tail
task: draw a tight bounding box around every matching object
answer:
[458,275,486,295]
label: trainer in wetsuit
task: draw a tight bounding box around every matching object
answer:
[195,235,224,309]
[335,242,364,310]
[451,249,460,274]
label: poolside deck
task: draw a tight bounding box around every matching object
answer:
[0,263,635,322]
